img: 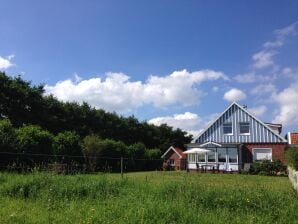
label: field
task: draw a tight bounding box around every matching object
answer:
[0,172,297,224]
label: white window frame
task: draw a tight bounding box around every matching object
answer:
[239,122,250,135]
[252,148,272,162]
[227,148,238,164]
[217,148,227,163]
[207,149,216,163]
[169,159,175,166]
[223,123,233,135]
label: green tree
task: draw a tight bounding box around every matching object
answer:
[16,125,54,155]
[0,119,16,152]
[128,143,146,159]
[80,135,104,171]
[53,131,81,162]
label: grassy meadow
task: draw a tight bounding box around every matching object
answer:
[0,171,297,224]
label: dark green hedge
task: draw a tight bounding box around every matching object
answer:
[249,160,286,176]
[285,147,298,170]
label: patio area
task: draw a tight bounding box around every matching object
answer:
[185,142,241,172]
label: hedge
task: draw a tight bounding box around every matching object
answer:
[285,147,298,170]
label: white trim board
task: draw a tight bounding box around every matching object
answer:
[161,146,183,159]
[199,141,222,147]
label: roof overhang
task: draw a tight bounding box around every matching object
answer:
[161,146,183,159]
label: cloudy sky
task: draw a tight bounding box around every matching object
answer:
[1,1,298,136]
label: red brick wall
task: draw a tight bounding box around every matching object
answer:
[291,133,298,144]
[163,150,186,170]
[242,143,287,163]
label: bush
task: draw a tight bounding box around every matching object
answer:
[16,125,54,155]
[249,160,286,176]
[53,131,82,163]
[285,147,298,170]
[0,119,16,152]
[80,135,103,171]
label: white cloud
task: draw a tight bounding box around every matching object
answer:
[45,69,228,113]
[212,86,219,92]
[274,22,297,38]
[263,40,283,48]
[0,55,14,70]
[252,22,297,70]
[223,88,246,102]
[273,82,298,125]
[73,73,82,83]
[234,72,272,83]
[251,83,277,95]
[148,112,202,136]
[148,112,218,137]
[252,50,276,69]
[282,67,298,79]
[248,105,267,118]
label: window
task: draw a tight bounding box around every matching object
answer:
[169,159,175,166]
[239,122,250,134]
[188,154,196,163]
[198,153,205,162]
[223,123,232,134]
[253,148,272,162]
[228,148,238,163]
[218,148,227,162]
[207,149,216,162]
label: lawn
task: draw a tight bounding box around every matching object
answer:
[0,171,297,224]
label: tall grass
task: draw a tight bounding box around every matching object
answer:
[0,172,297,224]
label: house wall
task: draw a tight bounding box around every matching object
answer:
[290,133,298,144]
[242,143,286,163]
[196,104,284,144]
[163,151,186,170]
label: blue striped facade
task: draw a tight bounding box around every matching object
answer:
[195,103,285,144]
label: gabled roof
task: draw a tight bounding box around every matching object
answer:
[199,141,222,147]
[161,146,184,159]
[192,102,287,143]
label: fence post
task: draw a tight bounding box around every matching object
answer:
[121,157,123,179]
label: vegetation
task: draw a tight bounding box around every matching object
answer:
[0,72,192,171]
[286,147,298,170]
[0,72,191,150]
[0,172,297,223]
[249,160,286,176]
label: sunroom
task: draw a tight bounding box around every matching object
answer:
[185,141,241,172]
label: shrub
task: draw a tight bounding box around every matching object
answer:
[249,160,286,176]
[53,131,82,163]
[80,135,103,171]
[16,125,54,155]
[0,119,16,152]
[285,147,298,170]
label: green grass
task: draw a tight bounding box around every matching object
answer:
[0,171,297,224]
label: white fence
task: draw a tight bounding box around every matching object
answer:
[288,167,298,192]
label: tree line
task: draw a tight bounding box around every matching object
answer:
[0,72,192,171]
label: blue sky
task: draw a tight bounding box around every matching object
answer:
[1,0,298,136]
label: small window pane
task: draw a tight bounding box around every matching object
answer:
[223,123,232,134]
[218,148,226,162]
[208,149,216,162]
[198,153,205,162]
[169,159,175,166]
[188,154,196,163]
[228,148,238,163]
[254,149,272,161]
[240,122,250,134]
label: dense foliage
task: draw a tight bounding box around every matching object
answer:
[0,72,191,150]
[285,147,298,170]
[0,172,297,223]
[248,160,286,176]
[0,72,190,171]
